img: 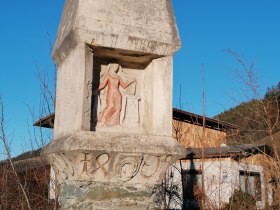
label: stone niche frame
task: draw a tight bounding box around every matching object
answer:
[88,48,146,133]
[51,0,181,140]
[80,44,174,136]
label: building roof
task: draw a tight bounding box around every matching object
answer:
[34,108,239,131]
[173,108,239,131]
[33,113,55,128]
[185,144,271,160]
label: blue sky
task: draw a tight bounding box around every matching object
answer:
[0,0,279,157]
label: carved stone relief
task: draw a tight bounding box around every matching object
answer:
[117,156,143,182]
[90,153,110,176]
[96,63,141,128]
[80,153,90,175]
[49,152,173,183]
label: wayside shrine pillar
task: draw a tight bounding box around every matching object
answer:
[42,1,186,209]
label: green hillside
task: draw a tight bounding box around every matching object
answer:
[215,82,280,145]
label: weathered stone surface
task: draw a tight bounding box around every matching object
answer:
[43,131,185,156]
[43,0,184,209]
[42,132,186,209]
[59,181,158,210]
[53,0,181,64]
[53,46,175,139]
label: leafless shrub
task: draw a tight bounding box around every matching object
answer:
[225,49,280,209]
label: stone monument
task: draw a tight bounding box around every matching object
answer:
[42,0,186,209]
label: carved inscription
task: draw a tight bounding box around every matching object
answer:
[51,152,173,182]
[81,153,90,175]
[60,153,75,177]
[118,156,143,182]
[91,153,110,175]
[141,156,160,178]
[117,155,174,182]
[80,153,111,176]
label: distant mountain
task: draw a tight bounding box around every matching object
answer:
[12,148,42,161]
[215,82,280,145]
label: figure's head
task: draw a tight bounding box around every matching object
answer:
[109,63,119,73]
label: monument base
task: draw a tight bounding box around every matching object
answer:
[42,131,186,210]
[59,181,157,210]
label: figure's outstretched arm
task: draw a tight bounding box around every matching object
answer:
[120,77,136,89]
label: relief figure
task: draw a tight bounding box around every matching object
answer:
[98,63,136,127]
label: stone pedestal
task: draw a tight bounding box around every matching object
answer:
[43,132,185,209]
[43,0,185,209]
[122,95,140,128]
